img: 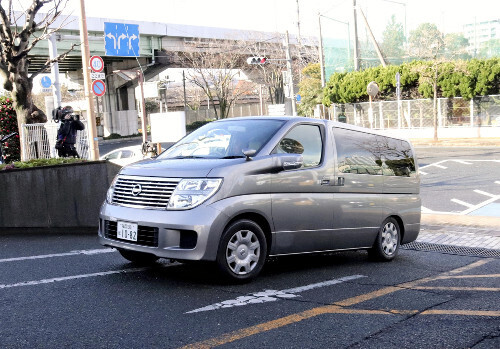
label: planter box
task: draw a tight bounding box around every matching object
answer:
[0,161,120,230]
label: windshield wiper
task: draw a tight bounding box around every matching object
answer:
[220,155,245,159]
[170,155,206,159]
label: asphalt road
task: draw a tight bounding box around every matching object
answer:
[0,233,499,348]
[415,147,500,215]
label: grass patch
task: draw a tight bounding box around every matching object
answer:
[0,158,87,171]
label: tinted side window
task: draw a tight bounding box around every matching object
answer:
[378,137,416,177]
[120,150,134,158]
[333,128,382,175]
[274,124,322,168]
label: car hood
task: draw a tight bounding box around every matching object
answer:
[119,158,240,178]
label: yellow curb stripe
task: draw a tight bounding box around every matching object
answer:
[413,286,500,292]
[179,260,493,349]
[421,310,500,317]
[436,274,500,279]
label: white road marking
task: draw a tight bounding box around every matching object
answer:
[186,275,366,314]
[453,160,473,165]
[419,171,428,175]
[461,193,500,215]
[421,206,433,213]
[0,249,115,263]
[496,181,500,185]
[474,190,497,198]
[0,268,148,290]
[451,199,475,209]
[433,164,448,169]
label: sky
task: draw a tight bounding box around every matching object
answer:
[54,0,500,40]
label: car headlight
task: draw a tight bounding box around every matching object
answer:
[106,175,119,204]
[167,178,222,210]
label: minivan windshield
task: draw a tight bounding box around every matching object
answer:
[158,119,285,159]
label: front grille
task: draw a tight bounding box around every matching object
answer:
[104,220,159,247]
[112,175,180,209]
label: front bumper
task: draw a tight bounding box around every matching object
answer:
[98,201,227,261]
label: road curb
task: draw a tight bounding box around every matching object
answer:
[421,213,500,229]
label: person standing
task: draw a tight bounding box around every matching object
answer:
[55,106,85,158]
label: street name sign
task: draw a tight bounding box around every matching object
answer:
[104,22,140,57]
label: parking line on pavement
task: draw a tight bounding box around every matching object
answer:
[474,190,497,198]
[179,260,493,349]
[451,198,475,208]
[0,249,115,263]
[0,268,149,290]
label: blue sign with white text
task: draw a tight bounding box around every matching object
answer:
[104,22,140,57]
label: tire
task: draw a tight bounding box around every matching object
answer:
[216,219,267,282]
[118,249,159,265]
[369,217,401,261]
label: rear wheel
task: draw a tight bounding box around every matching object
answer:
[216,219,267,282]
[118,249,159,265]
[369,217,400,261]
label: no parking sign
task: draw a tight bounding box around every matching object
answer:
[92,80,106,96]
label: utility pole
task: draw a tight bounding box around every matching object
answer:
[48,34,61,109]
[318,13,326,88]
[285,31,297,116]
[352,0,360,71]
[137,70,148,144]
[357,7,387,67]
[78,0,99,160]
[296,0,302,45]
[182,70,188,112]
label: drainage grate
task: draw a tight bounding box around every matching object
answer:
[402,241,500,258]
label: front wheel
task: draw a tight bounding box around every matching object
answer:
[216,219,267,282]
[369,217,401,261]
[118,249,159,265]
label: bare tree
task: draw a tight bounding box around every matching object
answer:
[0,0,75,127]
[181,39,258,119]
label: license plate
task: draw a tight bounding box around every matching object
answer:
[117,221,138,242]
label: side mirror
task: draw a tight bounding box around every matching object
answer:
[243,148,257,161]
[275,154,303,171]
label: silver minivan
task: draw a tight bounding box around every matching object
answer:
[99,117,421,281]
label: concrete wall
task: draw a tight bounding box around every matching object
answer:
[0,161,121,230]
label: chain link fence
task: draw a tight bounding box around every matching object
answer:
[21,121,90,161]
[330,95,500,129]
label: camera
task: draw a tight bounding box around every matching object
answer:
[52,106,80,123]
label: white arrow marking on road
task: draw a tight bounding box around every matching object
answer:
[0,249,115,263]
[117,33,127,50]
[186,275,366,314]
[128,34,138,49]
[106,32,117,49]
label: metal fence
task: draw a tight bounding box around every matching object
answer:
[21,121,90,161]
[330,95,500,129]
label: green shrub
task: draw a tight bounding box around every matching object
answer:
[186,120,213,132]
[0,158,87,171]
[0,96,20,163]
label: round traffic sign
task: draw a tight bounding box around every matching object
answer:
[89,55,104,72]
[92,80,106,96]
[40,76,52,88]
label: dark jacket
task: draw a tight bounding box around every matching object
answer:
[57,119,85,144]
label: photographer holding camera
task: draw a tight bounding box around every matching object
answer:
[54,106,85,158]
